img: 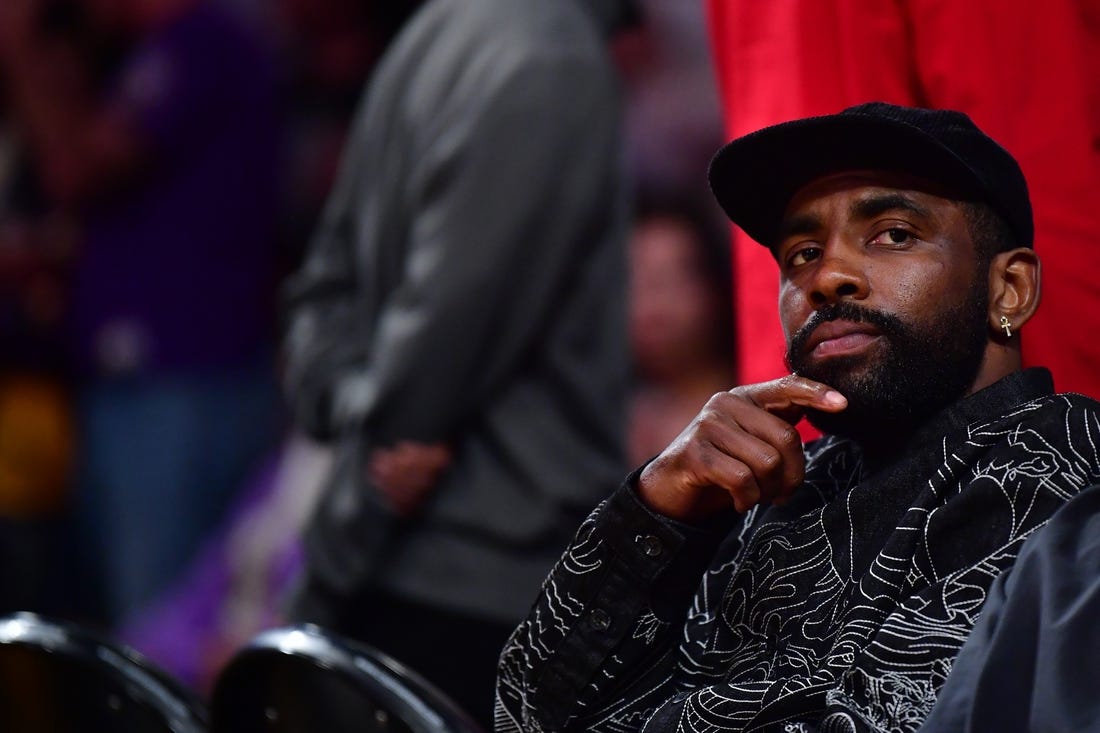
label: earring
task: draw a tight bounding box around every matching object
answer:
[999,315,1012,338]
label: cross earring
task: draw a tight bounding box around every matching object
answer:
[999,315,1012,338]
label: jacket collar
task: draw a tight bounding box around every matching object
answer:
[862,367,1055,476]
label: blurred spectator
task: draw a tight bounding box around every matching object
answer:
[0,0,283,622]
[267,0,422,277]
[0,101,79,616]
[110,0,422,691]
[0,370,75,614]
[627,191,735,466]
[614,0,725,195]
[281,0,638,724]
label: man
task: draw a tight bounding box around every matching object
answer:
[282,0,637,724]
[494,102,1100,733]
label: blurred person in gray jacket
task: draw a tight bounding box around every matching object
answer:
[281,0,637,723]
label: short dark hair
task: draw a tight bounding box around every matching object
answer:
[961,201,1017,265]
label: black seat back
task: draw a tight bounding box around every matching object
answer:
[0,611,209,733]
[210,624,485,733]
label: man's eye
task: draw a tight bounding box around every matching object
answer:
[871,228,913,245]
[788,246,822,267]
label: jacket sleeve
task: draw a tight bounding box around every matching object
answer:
[494,475,733,733]
[282,49,623,443]
[915,485,1100,733]
[280,147,367,440]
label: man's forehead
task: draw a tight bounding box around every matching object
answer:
[785,169,964,212]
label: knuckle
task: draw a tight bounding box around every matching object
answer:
[648,451,677,475]
[778,426,801,448]
[695,400,733,432]
[729,464,754,486]
[656,443,696,479]
[705,391,736,413]
[757,448,782,473]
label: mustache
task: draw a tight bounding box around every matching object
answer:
[785,302,907,370]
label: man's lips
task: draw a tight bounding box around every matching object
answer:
[805,319,883,358]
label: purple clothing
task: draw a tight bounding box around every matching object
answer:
[120,451,304,689]
[71,2,280,374]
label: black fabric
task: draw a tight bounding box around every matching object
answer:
[917,484,1100,733]
[495,369,1100,733]
[295,581,513,732]
[707,101,1033,248]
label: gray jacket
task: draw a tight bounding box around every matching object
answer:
[282,0,633,622]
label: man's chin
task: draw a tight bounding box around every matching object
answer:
[797,357,923,441]
[793,353,878,396]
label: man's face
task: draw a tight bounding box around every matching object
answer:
[775,172,991,441]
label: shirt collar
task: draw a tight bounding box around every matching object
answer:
[862,367,1054,475]
[920,367,1052,443]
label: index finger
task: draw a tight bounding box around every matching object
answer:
[737,374,847,423]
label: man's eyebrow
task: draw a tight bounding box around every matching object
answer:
[850,192,932,222]
[773,191,934,253]
[775,212,823,244]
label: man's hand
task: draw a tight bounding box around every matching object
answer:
[637,376,847,522]
[367,441,454,517]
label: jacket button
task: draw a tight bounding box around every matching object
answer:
[637,534,663,557]
[589,608,611,631]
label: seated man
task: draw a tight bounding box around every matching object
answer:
[494,102,1100,733]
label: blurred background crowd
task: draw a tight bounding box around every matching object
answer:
[0,0,730,702]
[0,0,1095,724]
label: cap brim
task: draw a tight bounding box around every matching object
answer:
[707,114,987,248]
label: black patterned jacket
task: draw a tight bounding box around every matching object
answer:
[495,369,1100,733]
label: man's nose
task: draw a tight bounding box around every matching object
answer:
[807,247,869,307]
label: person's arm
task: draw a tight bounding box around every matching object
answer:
[495,377,846,732]
[495,472,734,733]
[284,51,623,445]
[916,485,1100,733]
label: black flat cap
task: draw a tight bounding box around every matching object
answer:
[707,101,1033,248]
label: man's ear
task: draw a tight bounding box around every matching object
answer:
[988,247,1041,337]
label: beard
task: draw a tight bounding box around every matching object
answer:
[784,286,989,444]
